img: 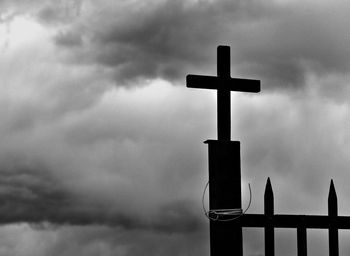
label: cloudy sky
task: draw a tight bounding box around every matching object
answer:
[2,0,350,255]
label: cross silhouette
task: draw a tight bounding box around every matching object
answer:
[186,45,260,141]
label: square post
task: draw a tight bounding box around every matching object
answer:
[206,140,242,256]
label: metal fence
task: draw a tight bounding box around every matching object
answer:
[230,178,349,256]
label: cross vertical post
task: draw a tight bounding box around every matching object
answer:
[186,45,260,256]
[217,46,231,141]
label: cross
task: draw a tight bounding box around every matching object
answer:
[186,45,260,141]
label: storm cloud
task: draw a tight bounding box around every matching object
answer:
[2,0,350,255]
[0,155,202,233]
[42,0,350,90]
[4,0,350,89]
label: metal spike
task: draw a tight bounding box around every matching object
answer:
[328,179,339,256]
[264,177,274,215]
[328,179,338,216]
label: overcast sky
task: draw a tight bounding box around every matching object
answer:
[2,0,350,255]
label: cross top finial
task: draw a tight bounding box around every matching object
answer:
[217,46,231,78]
[186,45,260,141]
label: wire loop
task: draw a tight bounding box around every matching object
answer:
[202,182,252,221]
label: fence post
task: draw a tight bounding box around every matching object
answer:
[328,179,339,256]
[264,177,275,256]
[297,225,307,256]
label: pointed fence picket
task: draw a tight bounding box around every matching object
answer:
[264,178,274,256]
[328,180,339,256]
[234,178,349,256]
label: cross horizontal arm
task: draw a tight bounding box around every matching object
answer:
[186,75,260,93]
[232,214,350,229]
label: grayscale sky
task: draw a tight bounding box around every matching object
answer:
[1,0,350,255]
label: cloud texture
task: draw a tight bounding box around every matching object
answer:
[39,0,350,90]
[2,0,350,255]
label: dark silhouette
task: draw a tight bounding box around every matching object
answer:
[187,45,260,141]
[186,46,349,256]
[186,45,260,256]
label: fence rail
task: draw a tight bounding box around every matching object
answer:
[215,178,347,256]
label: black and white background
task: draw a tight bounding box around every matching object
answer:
[1,0,350,255]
